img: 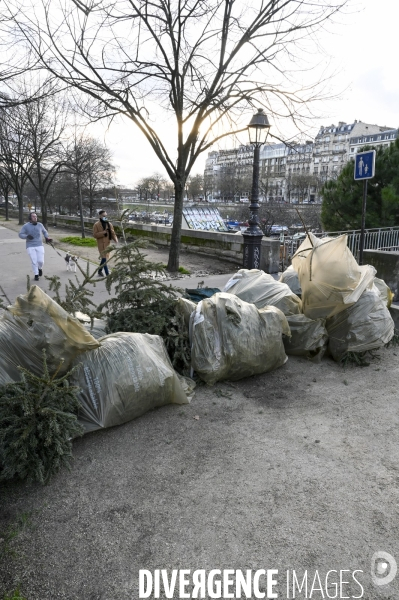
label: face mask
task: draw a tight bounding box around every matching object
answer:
[101,216,108,221]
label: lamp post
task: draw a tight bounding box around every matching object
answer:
[242,108,271,269]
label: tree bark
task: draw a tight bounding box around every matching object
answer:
[167,180,185,272]
[18,193,24,224]
[76,170,85,238]
[40,191,48,228]
[4,191,9,221]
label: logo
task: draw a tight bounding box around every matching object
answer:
[371,551,397,587]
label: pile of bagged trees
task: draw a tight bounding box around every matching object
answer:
[0,233,394,482]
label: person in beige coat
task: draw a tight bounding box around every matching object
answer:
[93,210,118,276]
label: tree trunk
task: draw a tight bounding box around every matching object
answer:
[18,192,24,224]
[4,191,9,221]
[167,181,185,272]
[40,192,48,228]
[76,171,85,238]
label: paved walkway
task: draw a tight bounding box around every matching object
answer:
[1,225,237,306]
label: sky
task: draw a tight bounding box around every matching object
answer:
[87,0,399,189]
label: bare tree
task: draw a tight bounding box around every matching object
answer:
[137,173,168,202]
[21,86,68,226]
[64,132,94,237]
[291,173,317,204]
[0,169,13,220]
[0,105,32,223]
[186,173,204,201]
[80,138,115,217]
[6,0,347,269]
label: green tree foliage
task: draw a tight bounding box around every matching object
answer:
[321,139,399,231]
[0,352,83,485]
[99,241,191,374]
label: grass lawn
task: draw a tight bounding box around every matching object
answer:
[59,236,97,247]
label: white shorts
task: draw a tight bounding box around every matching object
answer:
[27,246,45,275]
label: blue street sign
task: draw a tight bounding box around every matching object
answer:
[354,150,376,180]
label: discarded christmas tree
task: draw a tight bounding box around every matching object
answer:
[0,351,83,485]
[100,241,191,374]
[45,259,103,326]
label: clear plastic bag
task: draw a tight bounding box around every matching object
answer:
[176,297,197,329]
[71,332,191,432]
[0,312,46,384]
[292,233,375,319]
[0,286,99,383]
[223,269,302,316]
[279,265,302,297]
[326,289,394,361]
[373,277,394,308]
[284,314,328,362]
[190,292,289,385]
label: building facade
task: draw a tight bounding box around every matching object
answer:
[204,121,398,203]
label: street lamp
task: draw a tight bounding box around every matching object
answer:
[242,108,271,269]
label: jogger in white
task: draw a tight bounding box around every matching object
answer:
[26,246,45,277]
[19,212,52,281]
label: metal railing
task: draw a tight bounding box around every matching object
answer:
[283,226,399,261]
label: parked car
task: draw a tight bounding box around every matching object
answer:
[292,232,306,241]
[270,225,289,235]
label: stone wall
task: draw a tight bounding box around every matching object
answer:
[2,210,280,273]
[363,249,399,300]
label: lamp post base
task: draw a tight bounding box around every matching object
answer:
[242,231,263,270]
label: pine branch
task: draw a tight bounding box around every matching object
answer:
[0,350,83,485]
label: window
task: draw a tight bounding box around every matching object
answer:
[324,136,330,142]
[314,167,318,174]
[314,158,319,164]
[350,147,354,152]
[333,156,338,162]
[378,135,381,140]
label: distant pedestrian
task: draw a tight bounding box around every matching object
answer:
[93,210,118,276]
[19,212,53,281]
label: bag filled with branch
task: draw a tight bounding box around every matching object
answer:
[190,292,289,385]
[223,269,302,316]
[0,286,100,385]
[279,265,302,298]
[326,289,394,362]
[70,332,191,433]
[284,314,328,362]
[292,233,376,320]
